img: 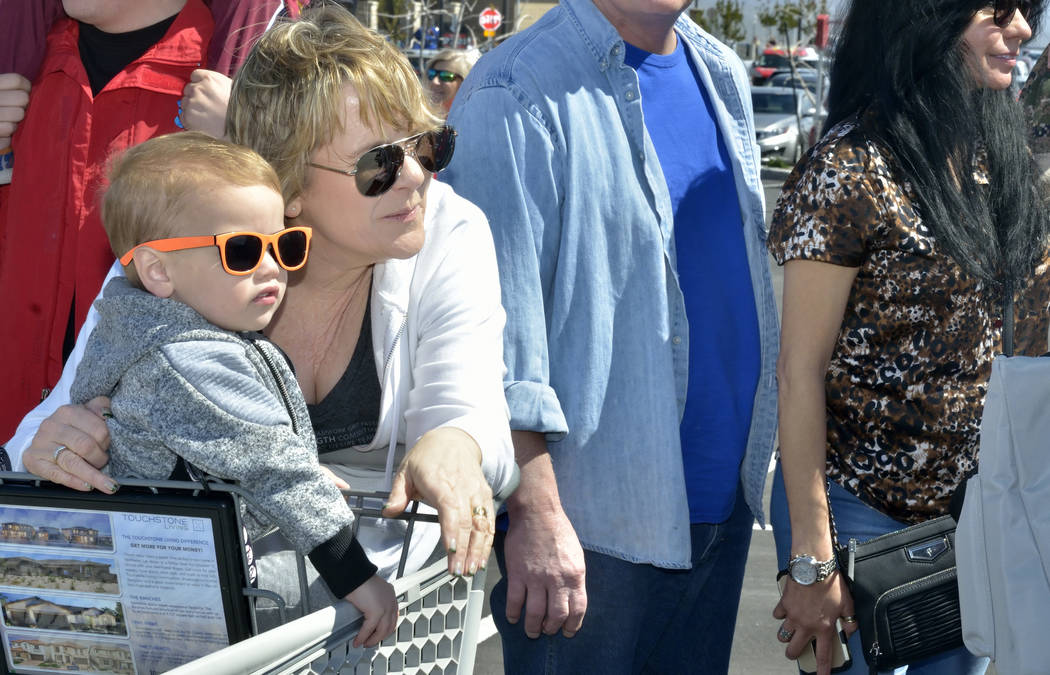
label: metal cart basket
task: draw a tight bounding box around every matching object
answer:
[0,471,509,675]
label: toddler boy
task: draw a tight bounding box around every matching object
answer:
[69,131,397,645]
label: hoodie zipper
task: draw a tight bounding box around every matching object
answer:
[250,340,300,435]
[383,317,407,375]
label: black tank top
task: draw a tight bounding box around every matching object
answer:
[307,301,382,454]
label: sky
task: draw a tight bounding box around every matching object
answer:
[692,0,1050,49]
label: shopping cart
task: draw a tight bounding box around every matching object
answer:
[170,555,487,674]
[0,470,513,675]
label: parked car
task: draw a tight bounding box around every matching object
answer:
[767,68,828,95]
[751,86,823,163]
[750,47,816,85]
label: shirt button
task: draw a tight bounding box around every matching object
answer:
[672,335,682,345]
[638,151,645,160]
[612,44,621,55]
[625,90,636,101]
[599,59,608,70]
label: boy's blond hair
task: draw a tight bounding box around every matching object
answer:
[227,4,442,203]
[103,132,282,286]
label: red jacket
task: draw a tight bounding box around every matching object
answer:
[0,0,214,439]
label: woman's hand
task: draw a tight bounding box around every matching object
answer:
[382,426,494,578]
[22,397,117,493]
[774,573,858,675]
[179,69,231,139]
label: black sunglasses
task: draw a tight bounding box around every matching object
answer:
[308,126,457,197]
[992,0,1035,26]
[427,68,460,83]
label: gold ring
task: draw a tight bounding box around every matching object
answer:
[53,445,71,463]
[841,615,857,624]
[472,505,487,518]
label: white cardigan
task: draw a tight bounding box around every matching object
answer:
[6,180,516,575]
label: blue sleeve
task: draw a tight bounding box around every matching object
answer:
[445,83,569,439]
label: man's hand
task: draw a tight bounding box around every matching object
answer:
[0,74,31,148]
[501,431,587,639]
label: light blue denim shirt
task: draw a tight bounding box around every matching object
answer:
[445,0,778,568]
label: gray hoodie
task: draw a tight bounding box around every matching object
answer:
[71,277,375,597]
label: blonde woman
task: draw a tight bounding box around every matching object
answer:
[11,3,515,618]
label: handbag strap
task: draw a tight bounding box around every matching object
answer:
[1002,277,1015,357]
[826,480,842,549]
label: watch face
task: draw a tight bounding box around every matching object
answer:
[791,557,818,585]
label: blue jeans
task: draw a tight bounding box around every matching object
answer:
[491,482,754,675]
[770,464,988,675]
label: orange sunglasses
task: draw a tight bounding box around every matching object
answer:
[119,227,313,276]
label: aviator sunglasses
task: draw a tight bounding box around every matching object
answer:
[119,227,313,276]
[427,68,461,83]
[308,126,457,197]
[992,0,1035,26]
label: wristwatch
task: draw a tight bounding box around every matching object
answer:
[787,554,837,585]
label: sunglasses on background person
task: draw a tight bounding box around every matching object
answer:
[992,0,1035,26]
[119,227,313,276]
[427,68,461,83]
[308,126,457,197]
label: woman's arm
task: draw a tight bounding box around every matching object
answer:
[774,258,860,675]
[381,187,515,579]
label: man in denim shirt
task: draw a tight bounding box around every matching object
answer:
[445,0,778,671]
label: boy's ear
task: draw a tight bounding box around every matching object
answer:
[133,248,175,299]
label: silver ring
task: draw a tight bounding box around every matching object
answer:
[777,626,795,643]
[53,445,71,463]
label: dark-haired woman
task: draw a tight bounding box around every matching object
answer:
[768,1,1050,674]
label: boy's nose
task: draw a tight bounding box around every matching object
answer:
[258,245,282,277]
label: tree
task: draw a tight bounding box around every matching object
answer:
[758,0,828,46]
[693,0,746,45]
[378,0,412,43]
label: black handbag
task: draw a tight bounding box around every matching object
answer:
[836,515,961,673]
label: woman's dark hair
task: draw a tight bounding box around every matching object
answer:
[825,0,1048,288]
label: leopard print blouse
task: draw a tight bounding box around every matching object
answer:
[769,117,1050,524]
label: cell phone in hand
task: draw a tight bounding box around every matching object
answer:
[776,572,853,674]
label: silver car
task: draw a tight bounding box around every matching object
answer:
[751,86,822,163]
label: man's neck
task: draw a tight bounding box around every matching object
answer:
[88,0,187,34]
[591,0,681,55]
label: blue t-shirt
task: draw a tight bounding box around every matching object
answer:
[625,40,761,523]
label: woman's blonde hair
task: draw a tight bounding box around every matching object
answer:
[227,3,441,202]
[103,132,281,287]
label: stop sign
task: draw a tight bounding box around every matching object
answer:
[479,7,502,32]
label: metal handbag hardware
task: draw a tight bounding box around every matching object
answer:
[905,535,951,563]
